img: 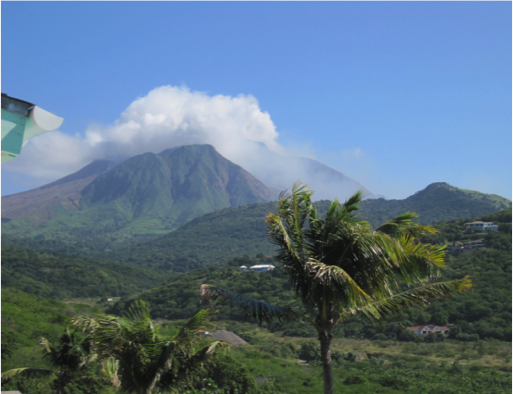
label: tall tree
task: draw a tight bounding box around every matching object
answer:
[1,326,96,394]
[75,301,226,394]
[203,183,472,394]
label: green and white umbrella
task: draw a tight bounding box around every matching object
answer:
[1,93,63,162]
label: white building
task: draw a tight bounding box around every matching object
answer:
[249,264,275,272]
[240,264,275,273]
[464,221,499,232]
[406,325,450,336]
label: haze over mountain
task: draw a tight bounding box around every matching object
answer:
[3,86,374,201]
[231,141,374,200]
[2,144,276,243]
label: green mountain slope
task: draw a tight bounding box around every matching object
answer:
[98,183,510,270]
[105,202,278,271]
[110,209,512,341]
[1,244,171,299]
[360,182,511,228]
[2,144,277,245]
[1,159,115,224]
[1,288,100,372]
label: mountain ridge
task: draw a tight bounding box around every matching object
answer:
[1,159,116,223]
[104,182,511,270]
[2,144,277,243]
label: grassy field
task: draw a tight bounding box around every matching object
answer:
[212,320,512,394]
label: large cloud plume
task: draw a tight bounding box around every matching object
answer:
[4,86,284,179]
[4,85,369,200]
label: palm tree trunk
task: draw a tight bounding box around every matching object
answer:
[319,330,334,394]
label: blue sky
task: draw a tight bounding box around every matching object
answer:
[2,2,511,200]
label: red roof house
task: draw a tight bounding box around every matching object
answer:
[406,325,450,336]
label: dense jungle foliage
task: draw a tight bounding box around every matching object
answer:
[1,289,101,373]
[3,288,511,393]
[110,233,511,342]
[1,293,256,394]
[1,244,171,299]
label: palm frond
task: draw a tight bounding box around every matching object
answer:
[124,300,152,323]
[172,309,214,348]
[1,368,54,381]
[101,358,121,389]
[391,233,447,283]
[358,276,473,320]
[202,286,298,324]
[303,259,371,312]
[375,212,419,236]
[375,212,440,239]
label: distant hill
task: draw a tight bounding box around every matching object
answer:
[1,244,171,299]
[104,202,279,271]
[100,182,511,270]
[360,182,511,228]
[2,144,277,245]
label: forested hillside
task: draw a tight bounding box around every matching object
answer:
[79,184,513,271]
[110,209,511,341]
[1,244,171,299]
[2,144,277,246]
[360,182,511,228]
[2,289,101,372]
[105,202,279,270]
[3,182,510,272]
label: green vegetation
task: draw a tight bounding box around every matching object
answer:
[1,244,171,299]
[2,326,112,394]
[106,184,510,272]
[1,289,100,375]
[2,145,276,247]
[72,302,228,394]
[4,298,511,394]
[2,180,511,393]
[2,300,256,394]
[219,328,511,394]
[110,209,511,343]
[203,184,471,394]
[105,202,279,271]
[4,182,510,272]
[360,182,511,229]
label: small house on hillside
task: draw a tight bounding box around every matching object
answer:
[249,264,275,272]
[446,240,485,255]
[406,325,450,336]
[240,264,275,273]
[464,221,498,233]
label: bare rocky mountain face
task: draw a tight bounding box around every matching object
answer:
[2,160,115,222]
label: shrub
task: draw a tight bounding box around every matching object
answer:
[297,342,320,363]
[343,375,366,385]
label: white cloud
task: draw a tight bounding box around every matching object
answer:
[4,85,284,181]
[341,148,362,162]
[3,85,372,200]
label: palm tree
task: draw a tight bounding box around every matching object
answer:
[75,300,226,394]
[1,326,95,394]
[202,183,472,394]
